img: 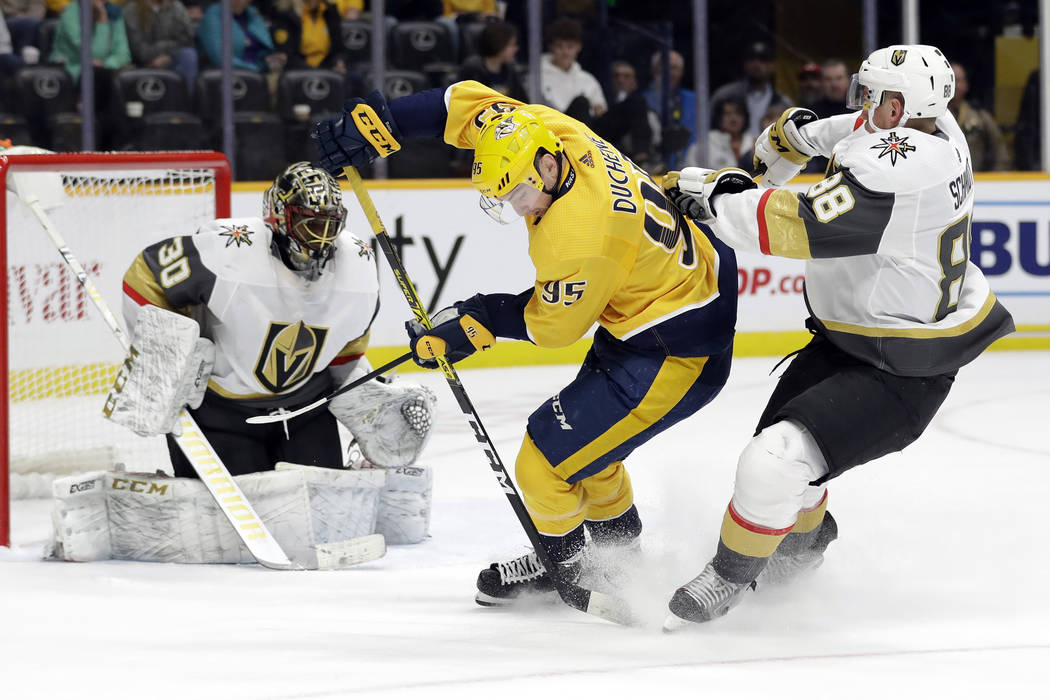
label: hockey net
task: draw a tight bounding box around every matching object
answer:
[1,151,231,545]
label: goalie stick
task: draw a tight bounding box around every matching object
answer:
[245,351,412,425]
[343,166,634,626]
[12,171,371,571]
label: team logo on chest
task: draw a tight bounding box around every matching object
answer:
[870,131,916,166]
[354,238,374,260]
[219,224,253,248]
[254,321,329,393]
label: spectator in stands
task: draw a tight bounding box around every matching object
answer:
[457,20,525,101]
[50,0,130,148]
[684,95,748,170]
[1015,68,1040,170]
[539,16,606,123]
[645,49,696,169]
[710,39,791,143]
[197,0,273,72]
[2,0,44,57]
[123,0,198,91]
[438,0,500,57]
[50,0,130,81]
[45,0,70,17]
[591,59,656,166]
[797,61,822,107]
[806,57,850,118]
[950,62,1009,171]
[0,8,25,79]
[270,0,347,74]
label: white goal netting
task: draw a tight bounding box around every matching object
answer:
[4,156,226,499]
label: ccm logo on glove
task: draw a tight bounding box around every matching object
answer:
[350,104,401,157]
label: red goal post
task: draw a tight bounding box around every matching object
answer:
[0,151,232,547]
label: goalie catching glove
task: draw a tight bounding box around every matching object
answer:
[406,294,496,369]
[103,305,214,437]
[313,90,402,175]
[665,167,758,223]
[753,107,819,187]
[328,365,437,468]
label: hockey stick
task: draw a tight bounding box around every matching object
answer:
[245,351,412,425]
[343,166,633,625]
[21,195,300,571]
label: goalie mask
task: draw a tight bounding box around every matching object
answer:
[264,162,346,279]
[471,109,562,225]
[847,44,954,127]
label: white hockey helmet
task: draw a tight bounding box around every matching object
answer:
[847,44,954,120]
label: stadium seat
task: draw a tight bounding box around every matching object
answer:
[365,69,430,99]
[458,21,486,62]
[277,68,346,165]
[34,18,58,62]
[12,65,78,148]
[196,68,272,116]
[388,21,456,84]
[277,68,346,121]
[340,20,373,67]
[196,70,284,181]
[113,68,204,149]
[114,68,194,113]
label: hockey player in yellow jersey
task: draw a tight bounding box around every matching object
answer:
[315,81,745,605]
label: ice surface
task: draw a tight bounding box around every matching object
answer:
[3,352,1048,698]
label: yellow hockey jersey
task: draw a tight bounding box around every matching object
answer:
[443,81,736,357]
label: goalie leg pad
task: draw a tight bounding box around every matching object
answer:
[375,465,433,545]
[51,467,386,567]
[103,305,214,437]
[328,368,437,468]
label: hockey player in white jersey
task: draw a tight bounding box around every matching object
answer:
[662,45,1015,626]
[109,161,435,477]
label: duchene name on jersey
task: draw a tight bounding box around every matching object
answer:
[584,133,637,214]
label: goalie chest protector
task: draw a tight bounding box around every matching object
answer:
[133,217,379,400]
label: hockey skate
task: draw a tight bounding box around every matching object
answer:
[475,549,582,606]
[757,511,838,587]
[664,562,755,630]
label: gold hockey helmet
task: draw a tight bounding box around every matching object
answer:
[264,162,346,278]
[471,109,563,199]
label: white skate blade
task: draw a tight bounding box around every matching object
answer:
[475,589,559,607]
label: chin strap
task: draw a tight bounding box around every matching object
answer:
[270,236,335,280]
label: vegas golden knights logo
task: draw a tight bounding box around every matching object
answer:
[891,49,907,66]
[254,321,329,393]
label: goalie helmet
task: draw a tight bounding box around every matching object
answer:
[264,162,346,279]
[471,109,562,223]
[847,44,955,122]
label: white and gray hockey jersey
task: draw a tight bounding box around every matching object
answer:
[712,110,1014,376]
[122,217,380,405]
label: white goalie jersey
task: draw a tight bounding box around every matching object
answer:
[122,217,381,403]
[711,111,1014,376]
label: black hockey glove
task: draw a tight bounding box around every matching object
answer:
[665,167,757,222]
[406,295,496,369]
[312,90,403,175]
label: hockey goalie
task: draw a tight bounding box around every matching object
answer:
[51,162,437,566]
